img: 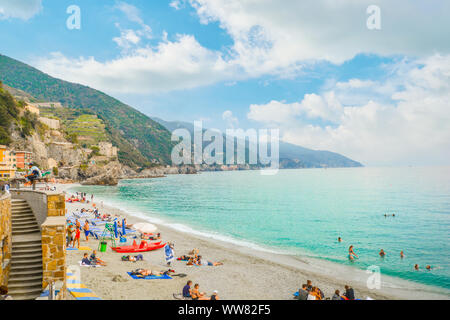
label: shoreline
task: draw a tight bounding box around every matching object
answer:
[62,183,450,300]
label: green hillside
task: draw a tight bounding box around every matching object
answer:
[0,54,174,168]
[0,82,41,145]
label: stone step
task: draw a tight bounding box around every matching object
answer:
[9,291,42,300]
[11,216,36,222]
[11,257,42,266]
[12,221,39,228]
[12,251,42,260]
[9,268,43,277]
[11,212,36,221]
[8,279,42,289]
[12,229,41,235]
[8,274,43,284]
[10,264,43,273]
[12,213,34,218]
[12,212,34,217]
[12,211,34,216]
[12,239,42,248]
[13,224,40,231]
[11,246,42,255]
[12,206,33,210]
[11,199,29,203]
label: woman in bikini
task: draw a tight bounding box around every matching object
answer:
[348,245,358,260]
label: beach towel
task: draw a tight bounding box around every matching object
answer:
[127,272,172,280]
[164,244,174,264]
[78,261,103,268]
[67,246,92,251]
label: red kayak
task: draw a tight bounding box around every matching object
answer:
[111,240,166,253]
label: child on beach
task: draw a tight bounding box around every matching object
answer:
[90,250,107,266]
[74,226,81,248]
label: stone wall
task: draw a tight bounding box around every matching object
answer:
[42,194,66,290]
[41,216,66,290]
[0,192,12,286]
[38,117,60,130]
[47,194,65,217]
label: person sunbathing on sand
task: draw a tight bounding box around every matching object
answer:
[195,255,223,266]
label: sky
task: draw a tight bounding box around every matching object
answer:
[0,0,449,166]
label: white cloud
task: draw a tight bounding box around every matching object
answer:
[247,54,450,166]
[170,0,187,10]
[222,110,239,128]
[189,0,450,75]
[0,0,42,20]
[35,34,238,94]
[115,1,145,25]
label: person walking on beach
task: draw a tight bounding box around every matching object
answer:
[165,242,175,267]
[74,226,81,248]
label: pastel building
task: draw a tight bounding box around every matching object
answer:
[14,151,33,169]
[0,145,16,179]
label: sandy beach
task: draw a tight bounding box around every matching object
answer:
[61,184,450,300]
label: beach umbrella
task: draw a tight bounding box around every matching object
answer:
[133,222,158,234]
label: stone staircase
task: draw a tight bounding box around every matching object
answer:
[8,199,43,300]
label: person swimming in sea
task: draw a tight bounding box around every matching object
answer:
[379,249,386,257]
[348,245,358,260]
[400,251,404,258]
[338,237,342,243]
[414,264,419,270]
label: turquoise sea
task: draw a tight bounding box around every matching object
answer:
[72,167,450,291]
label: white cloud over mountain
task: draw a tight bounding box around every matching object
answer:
[36,34,237,94]
[248,54,450,166]
[0,0,42,20]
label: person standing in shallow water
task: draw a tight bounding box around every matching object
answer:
[348,245,358,260]
[400,251,404,258]
[379,249,386,257]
